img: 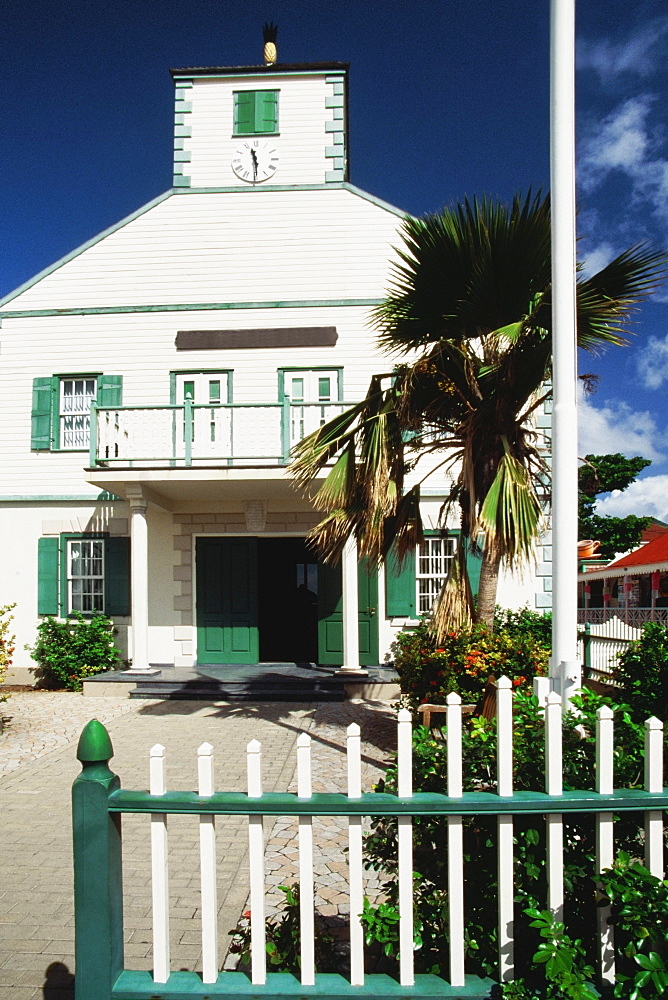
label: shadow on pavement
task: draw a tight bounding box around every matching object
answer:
[43,961,74,999]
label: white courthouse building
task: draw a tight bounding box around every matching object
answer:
[0,51,548,688]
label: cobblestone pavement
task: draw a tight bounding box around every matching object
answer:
[0,693,397,999]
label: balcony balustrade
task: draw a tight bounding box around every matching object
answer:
[577,607,668,627]
[88,398,353,469]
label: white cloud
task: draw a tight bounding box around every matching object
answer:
[579,95,668,228]
[596,475,668,519]
[577,392,664,463]
[579,96,654,191]
[637,336,668,390]
[579,241,615,278]
[577,18,668,81]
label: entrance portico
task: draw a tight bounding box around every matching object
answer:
[86,470,372,673]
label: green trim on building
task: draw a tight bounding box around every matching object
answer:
[343,183,409,218]
[4,298,382,320]
[177,182,345,193]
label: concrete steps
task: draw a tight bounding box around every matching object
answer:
[128,676,345,702]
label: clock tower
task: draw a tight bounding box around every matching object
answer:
[170,56,349,190]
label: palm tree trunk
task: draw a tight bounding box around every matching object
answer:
[474,549,501,629]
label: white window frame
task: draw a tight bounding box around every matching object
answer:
[416,536,457,614]
[67,538,104,613]
[281,368,341,445]
[59,377,97,450]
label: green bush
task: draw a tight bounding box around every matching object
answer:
[232,689,663,996]
[229,885,339,974]
[361,689,649,987]
[391,614,549,711]
[28,613,121,691]
[614,621,668,722]
[493,606,552,646]
[0,603,16,701]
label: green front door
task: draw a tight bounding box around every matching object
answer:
[317,560,379,666]
[196,537,259,664]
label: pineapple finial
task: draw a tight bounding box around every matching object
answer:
[263,22,278,65]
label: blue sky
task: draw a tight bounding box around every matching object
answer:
[2,0,668,517]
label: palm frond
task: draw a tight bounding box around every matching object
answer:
[476,443,543,564]
[576,243,668,351]
[431,541,474,637]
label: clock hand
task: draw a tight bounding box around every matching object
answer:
[250,148,258,180]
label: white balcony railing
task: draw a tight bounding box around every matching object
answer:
[89,398,353,469]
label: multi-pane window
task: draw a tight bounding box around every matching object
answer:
[283,369,340,445]
[60,378,97,449]
[174,372,232,457]
[67,539,104,613]
[234,90,279,135]
[416,536,456,614]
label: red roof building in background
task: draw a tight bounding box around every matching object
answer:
[578,520,668,624]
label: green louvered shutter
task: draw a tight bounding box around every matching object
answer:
[38,537,60,615]
[31,377,56,450]
[97,375,123,407]
[105,537,130,616]
[235,91,255,134]
[256,90,278,132]
[385,546,416,617]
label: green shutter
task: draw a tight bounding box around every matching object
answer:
[385,546,416,617]
[235,91,255,134]
[256,90,278,133]
[235,91,277,134]
[105,537,130,616]
[464,537,483,599]
[31,377,56,450]
[38,537,60,615]
[97,375,123,407]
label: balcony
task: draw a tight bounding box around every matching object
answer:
[88,398,353,470]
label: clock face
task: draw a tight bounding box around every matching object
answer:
[231,140,279,183]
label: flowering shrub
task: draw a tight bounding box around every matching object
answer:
[392,612,549,710]
[0,603,16,702]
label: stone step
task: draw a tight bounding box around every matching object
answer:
[128,674,346,702]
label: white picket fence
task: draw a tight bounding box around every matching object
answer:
[578,615,643,682]
[137,684,664,991]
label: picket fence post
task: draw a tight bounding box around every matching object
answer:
[72,720,123,1000]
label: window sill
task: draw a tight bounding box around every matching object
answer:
[231,131,281,138]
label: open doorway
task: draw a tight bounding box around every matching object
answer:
[257,538,319,663]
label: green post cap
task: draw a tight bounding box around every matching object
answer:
[77,719,114,763]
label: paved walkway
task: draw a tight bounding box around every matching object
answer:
[0,692,397,999]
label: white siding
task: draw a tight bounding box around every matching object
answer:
[1,303,400,494]
[4,189,404,311]
[186,74,334,188]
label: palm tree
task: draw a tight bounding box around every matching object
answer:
[290,193,666,631]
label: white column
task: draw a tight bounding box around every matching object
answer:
[549,0,581,704]
[126,488,157,674]
[337,534,367,675]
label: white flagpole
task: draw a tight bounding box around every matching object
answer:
[550,0,581,702]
